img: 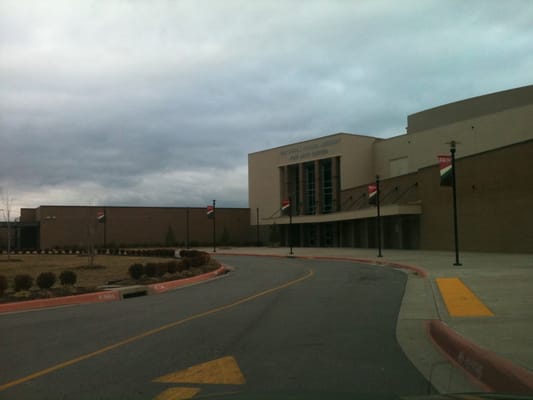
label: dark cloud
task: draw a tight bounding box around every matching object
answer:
[1,0,532,215]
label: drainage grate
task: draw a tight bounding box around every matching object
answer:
[122,290,148,299]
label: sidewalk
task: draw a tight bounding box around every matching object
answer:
[208,246,533,393]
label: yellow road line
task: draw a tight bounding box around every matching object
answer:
[436,277,494,317]
[153,387,201,400]
[0,269,314,392]
[154,356,246,385]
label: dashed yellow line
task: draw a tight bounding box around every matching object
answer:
[154,356,245,385]
[0,269,314,392]
[153,387,200,400]
[436,277,494,317]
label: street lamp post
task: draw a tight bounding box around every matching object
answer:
[376,175,383,258]
[289,196,293,255]
[212,200,216,253]
[450,141,462,266]
[256,207,260,246]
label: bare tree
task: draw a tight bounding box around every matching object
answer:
[86,208,96,267]
[1,188,13,261]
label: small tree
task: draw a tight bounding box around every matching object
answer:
[14,274,33,292]
[1,189,13,260]
[0,274,8,296]
[59,270,77,286]
[36,272,57,289]
[128,264,144,280]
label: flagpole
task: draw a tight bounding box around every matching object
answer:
[450,142,461,266]
[289,196,293,255]
[376,175,383,258]
[103,207,107,249]
[256,207,260,247]
[212,200,216,253]
[186,207,190,249]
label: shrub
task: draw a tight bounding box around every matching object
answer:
[128,264,144,280]
[167,261,178,274]
[0,275,7,296]
[189,253,211,267]
[178,258,190,270]
[144,263,158,278]
[14,274,34,292]
[179,249,202,258]
[36,272,57,289]
[157,263,168,277]
[59,270,77,286]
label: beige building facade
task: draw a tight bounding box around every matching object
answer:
[248,85,533,253]
[12,206,255,250]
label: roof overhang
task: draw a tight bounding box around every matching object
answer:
[263,204,421,225]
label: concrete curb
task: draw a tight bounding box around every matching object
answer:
[428,319,533,394]
[147,265,227,294]
[213,251,428,278]
[0,290,121,313]
[215,251,533,394]
[0,266,227,314]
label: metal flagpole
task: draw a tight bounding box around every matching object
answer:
[289,196,293,255]
[450,141,461,266]
[256,207,260,246]
[212,200,216,253]
[376,175,383,257]
[186,207,190,249]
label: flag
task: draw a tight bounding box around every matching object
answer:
[439,155,453,186]
[207,205,214,219]
[368,184,377,205]
[281,199,291,211]
[97,210,105,223]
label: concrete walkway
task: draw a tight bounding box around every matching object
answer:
[207,246,533,393]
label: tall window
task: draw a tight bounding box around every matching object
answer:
[320,158,333,213]
[287,164,300,215]
[304,162,315,215]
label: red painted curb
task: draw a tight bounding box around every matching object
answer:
[212,252,429,278]
[148,265,227,294]
[428,319,533,394]
[0,290,120,313]
[0,266,227,313]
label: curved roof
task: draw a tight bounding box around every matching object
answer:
[407,85,533,134]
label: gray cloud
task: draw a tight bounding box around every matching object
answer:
[1,0,532,215]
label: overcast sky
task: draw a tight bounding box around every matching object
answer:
[1,0,532,217]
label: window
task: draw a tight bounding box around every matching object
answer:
[320,159,333,213]
[304,162,315,215]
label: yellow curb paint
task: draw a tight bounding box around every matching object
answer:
[436,277,494,317]
[153,387,200,400]
[154,356,245,385]
[0,269,313,392]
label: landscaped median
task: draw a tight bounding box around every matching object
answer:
[0,265,227,314]
[0,250,228,314]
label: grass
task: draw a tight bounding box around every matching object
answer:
[0,254,176,289]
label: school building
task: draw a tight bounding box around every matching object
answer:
[248,85,533,253]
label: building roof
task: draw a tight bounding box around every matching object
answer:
[407,84,533,134]
[248,132,379,156]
